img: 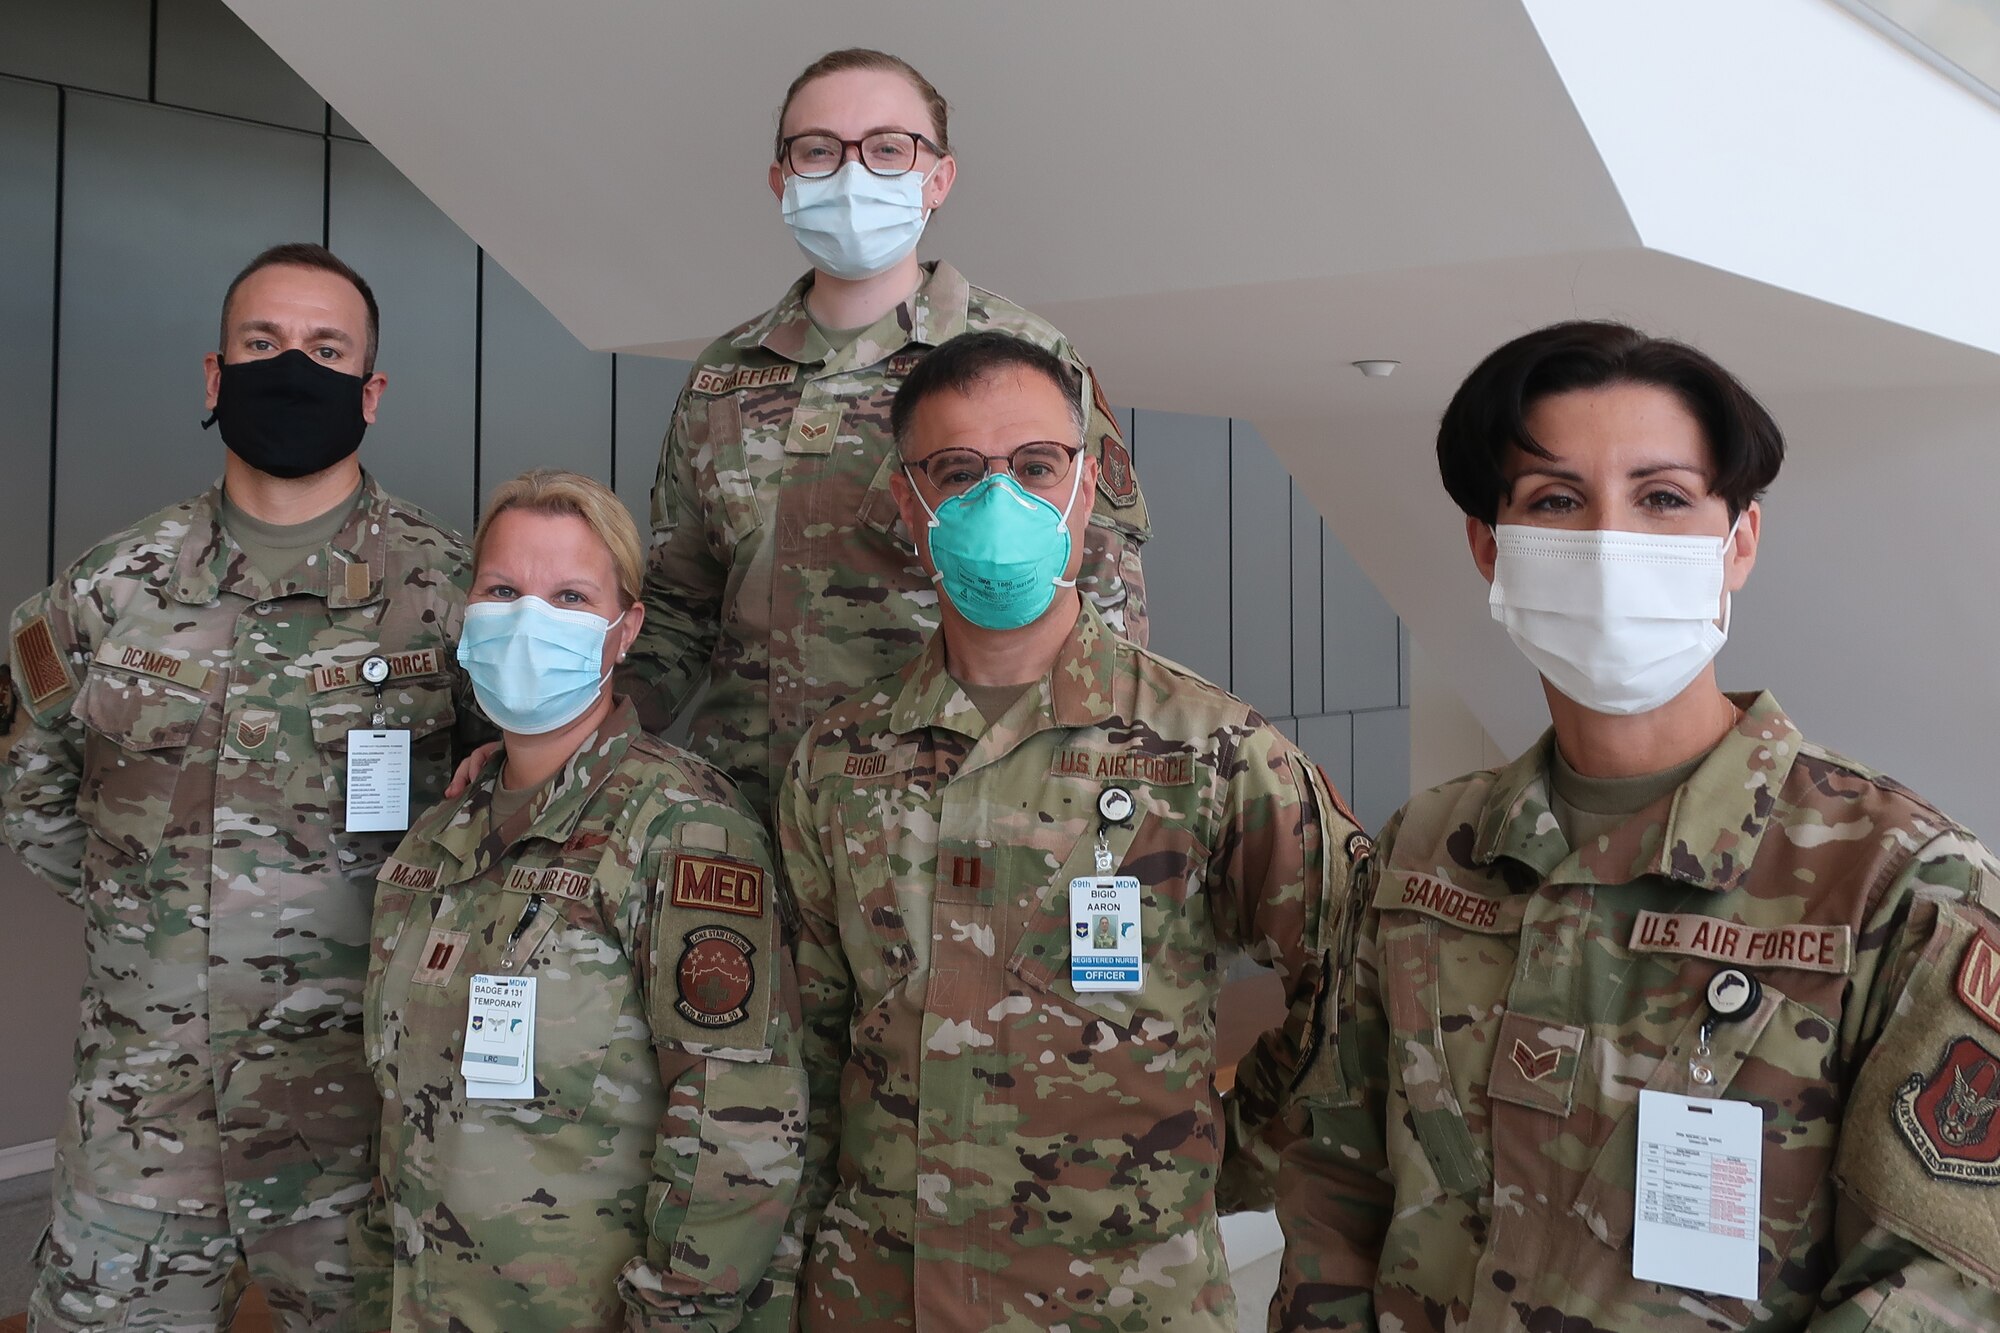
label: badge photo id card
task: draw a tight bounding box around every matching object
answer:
[1069,875,1143,992]
[462,974,536,1100]
[1632,1089,1763,1300]
[346,729,412,832]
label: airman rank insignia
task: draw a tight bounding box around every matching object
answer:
[1097,433,1136,504]
[12,616,74,708]
[675,926,755,1027]
[670,853,765,918]
[690,364,798,395]
[1894,1036,2000,1183]
[1958,934,2000,1035]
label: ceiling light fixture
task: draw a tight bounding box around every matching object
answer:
[1352,359,1400,379]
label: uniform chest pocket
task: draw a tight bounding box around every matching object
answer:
[856,448,916,555]
[309,677,458,822]
[1008,817,1214,1040]
[695,394,765,555]
[1377,900,1525,1199]
[514,911,634,1121]
[1568,979,1841,1326]
[73,667,207,862]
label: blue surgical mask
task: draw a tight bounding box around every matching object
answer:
[457,597,625,736]
[909,468,1082,630]
[781,160,933,281]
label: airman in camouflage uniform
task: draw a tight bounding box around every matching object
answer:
[1276,694,2000,1328]
[626,260,1151,816]
[360,697,805,1331]
[1275,320,2000,1328]
[3,475,481,1329]
[775,332,1358,1331]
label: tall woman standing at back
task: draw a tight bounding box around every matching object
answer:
[623,48,1151,816]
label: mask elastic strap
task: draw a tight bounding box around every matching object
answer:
[1049,463,1085,590]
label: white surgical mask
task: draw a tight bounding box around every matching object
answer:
[780,160,933,280]
[1488,521,1739,716]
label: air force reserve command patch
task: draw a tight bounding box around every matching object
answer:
[1894,1036,2000,1183]
[675,926,756,1028]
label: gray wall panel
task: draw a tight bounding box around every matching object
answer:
[612,354,689,532]
[0,78,57,599]
[0,0,150,97]
[1290,494,1324,718]
[0,76,77,1156]
[1229,423,1292,719]
[56,95,321,559]
[478,256,613,509]
[1322,524,1402,714]
[155,0,324,131]
[329,107,364,141]
[1132,409,1229,688]
[1352,708,1413,834]
[328,139,478,534]
[1296,712,1355,806]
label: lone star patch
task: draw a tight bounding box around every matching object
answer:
[1894,1035,2000,1184]
[674,926,756,1028]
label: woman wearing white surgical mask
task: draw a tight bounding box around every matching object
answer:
[607,48,1151,820]
[356,470,805,1332]
[1273,321,2000,1331]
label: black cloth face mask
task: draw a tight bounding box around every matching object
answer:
[202,348,368,479]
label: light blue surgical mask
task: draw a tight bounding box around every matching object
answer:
[780,160,933,281]
[457,597,625,736]
[910,467,1082,630]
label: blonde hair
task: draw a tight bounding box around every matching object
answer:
[472,470,644,606]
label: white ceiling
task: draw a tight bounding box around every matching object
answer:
[227,0,2000,834]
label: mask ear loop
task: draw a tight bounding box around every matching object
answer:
[1050,460,1084,591]
[1716,512,1745,634]
[904,466,948,589]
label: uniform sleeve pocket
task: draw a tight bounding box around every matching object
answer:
[857,449,916,553]
[649,1057,808,1294]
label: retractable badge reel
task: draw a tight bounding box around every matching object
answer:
[346,654,412,833]
[1071,787,1142,993]
[1689,967,1761,1085]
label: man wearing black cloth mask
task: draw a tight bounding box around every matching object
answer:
[3,243,488,1332]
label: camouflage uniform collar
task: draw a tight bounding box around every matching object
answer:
[737,261,971,369]
[1475,691,1799,893]
[430,698,641,885]
[888,598,1119,744]
[172,472,389,608]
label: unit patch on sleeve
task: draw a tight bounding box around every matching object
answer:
[674,926,756,1027]
[1893,1036,2000,1183]
[670,853,766,918]
[13,616,74,708]
[1097,434,1136,504]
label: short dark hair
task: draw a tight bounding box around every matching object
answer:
[1436,320,1783,522]
[777,49,950,158]
[890,331,1084,451]
[219,242,380,374]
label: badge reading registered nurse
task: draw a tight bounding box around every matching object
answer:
[1069,875,1143,992]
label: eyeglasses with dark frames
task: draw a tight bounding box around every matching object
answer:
[781,131,944,179]
[907,442,1083,498]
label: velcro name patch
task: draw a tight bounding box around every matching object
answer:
[670,853,766,918]
[312,649,440,693]
[1051,746,1194,787]
[13,616,73,706]
[93,641,211,692]
[1628,910,1853,975]
[815,744,919,781]
[690,364,797,395]
[1379,870,1511,933]
[1958,934,2000,1035]
[503,865,595,901]
[378,857,440,891]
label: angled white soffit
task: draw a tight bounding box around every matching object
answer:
[228,0,2000,833]
[1525,0,2000,358]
